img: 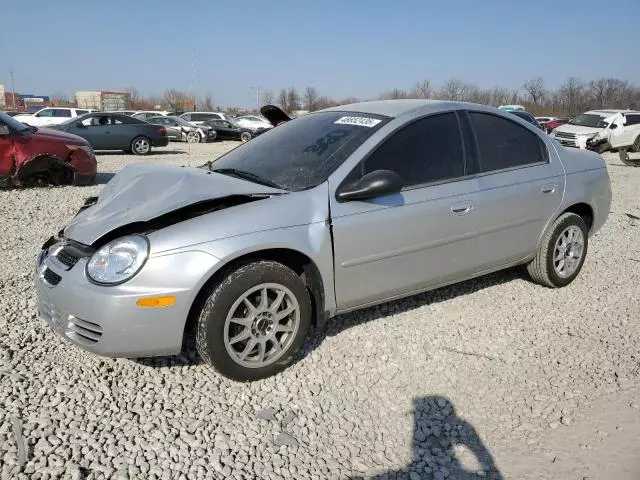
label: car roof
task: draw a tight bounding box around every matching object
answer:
[320,99,461,118]
[586,109,640,116]
[181,111,223,115]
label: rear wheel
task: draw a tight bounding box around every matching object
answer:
[240,131,252,142]
[527,213,588,288]
[195,261,311,381]
[131,136,151,155]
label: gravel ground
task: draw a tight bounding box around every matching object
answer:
[1,143,639,479]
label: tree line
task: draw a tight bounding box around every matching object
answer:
[264,77,640,116]
[117,76,639,116]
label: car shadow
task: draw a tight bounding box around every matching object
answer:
[300,267,523,360]
[350,395,504,480]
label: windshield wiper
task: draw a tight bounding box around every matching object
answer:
[210,168,282,189]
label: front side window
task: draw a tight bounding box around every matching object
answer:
[181,114,192,121]
[624,114,640,126]
[568,114,607,128]
[37,109,54,117]
[468,112,546,172]
[210,111,389,191]
[76,110,89,115]
[354,112,465,188]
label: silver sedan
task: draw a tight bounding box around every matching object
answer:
[35,100,612,381]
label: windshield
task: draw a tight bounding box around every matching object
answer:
[175,117,193,127]
[209,111,389,191]
[0,111,32,133]
[569,114,608,128]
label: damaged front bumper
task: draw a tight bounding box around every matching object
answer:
[35,236,222,358]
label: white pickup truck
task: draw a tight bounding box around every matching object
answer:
[13,107,98,127]
[552,109,640,152]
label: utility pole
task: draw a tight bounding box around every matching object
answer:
[10,67,16,110]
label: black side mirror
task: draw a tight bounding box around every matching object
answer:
[337,169,403,202]
[0,125,9,135]
[609,123,618,129]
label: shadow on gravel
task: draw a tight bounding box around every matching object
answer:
[94,149,187,156]
[302,267,523,358]
[353,396,503,480]
[133,348,204,369]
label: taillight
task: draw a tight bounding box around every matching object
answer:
[154,126,166,136]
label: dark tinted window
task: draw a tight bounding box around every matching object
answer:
[37,109,54,117]
[624,114,640,126]
[53,109,72,118]
[359,112,465,187]
[181,114,191,121]
[469,112,545,172]
[76,110,89,115]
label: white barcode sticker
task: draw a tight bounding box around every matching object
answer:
[334,116,382,128]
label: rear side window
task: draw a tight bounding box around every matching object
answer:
[53,109,72,118]
[360,112,465,187]
[75,110,89,115]
[624,115,640,126]
[468,112,546,172]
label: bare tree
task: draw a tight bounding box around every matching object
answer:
[124,86,140,109]
[163,89,192,111]
[523,78,545,104]
[287,87,301,111]
[380,88,409,100]
[439,79,466,101]
[303,86,318,111]
[262,89,274,105]
[278,89,288,110]
[411,80,432,99]
[203,94,214,111]
[558,77,586,115]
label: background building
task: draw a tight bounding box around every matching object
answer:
[0,84,4,109]
[75,90,131,110]
[21,94,51,112]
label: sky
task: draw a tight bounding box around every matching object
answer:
[2,0,639,108]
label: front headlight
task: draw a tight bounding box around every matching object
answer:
[86,235,149,285]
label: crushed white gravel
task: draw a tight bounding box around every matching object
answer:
[1,143,639,479]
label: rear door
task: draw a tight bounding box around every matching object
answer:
[610,114,640,149]
[0,118,14,179]
[464,110,565,271]
[330,112,480,311]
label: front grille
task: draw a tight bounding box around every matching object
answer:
[56,248,79,268]
[66,316,103,345]
[554,131,576,140]
[43,268,62,286]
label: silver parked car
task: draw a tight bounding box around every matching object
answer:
[35,100,612,381]
[146,116,216,143]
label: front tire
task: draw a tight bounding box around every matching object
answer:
[131,136,151,155]
[240,131,252,142]
[186,131,199,143]
[632,135,640,153]
[527,213,588,288]
[196,261,312,381]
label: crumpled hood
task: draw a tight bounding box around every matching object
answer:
[64,163,285,245]
[554,124,602,135]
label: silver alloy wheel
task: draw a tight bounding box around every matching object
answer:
[223,283,300,368]
[240,132,251,142]
[133,138,150,154]
[186,131,199,143]
[553,226,584,278]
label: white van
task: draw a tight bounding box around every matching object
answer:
[552,109,640,152]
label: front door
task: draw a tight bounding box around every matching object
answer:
[0,121,14,180]
[329,112,480,311]
[464,110,565,271]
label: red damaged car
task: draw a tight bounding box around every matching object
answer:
[0,111,97,188]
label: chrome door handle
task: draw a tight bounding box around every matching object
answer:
[451,202,473,215]
[541,184,556,195]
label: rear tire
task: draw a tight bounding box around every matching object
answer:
[131,136,151,155]
[527,213,588,288]
[195,261,311,381]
